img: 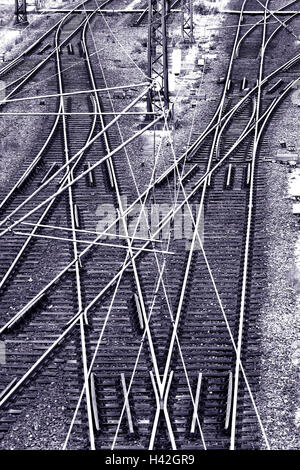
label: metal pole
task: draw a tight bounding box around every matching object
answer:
[147,0,153,113]
[162,0,169,108]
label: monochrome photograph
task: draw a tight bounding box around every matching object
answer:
[0,0,299,455]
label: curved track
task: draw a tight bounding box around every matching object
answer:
[0,0,299,450]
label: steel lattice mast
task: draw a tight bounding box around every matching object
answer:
[15,0,28,25]
[181,0,194,43]
[147,0,169,112]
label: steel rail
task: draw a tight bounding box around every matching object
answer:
[110,209,207,449]
[64,22,205,442]
[0,102,62,290]
[0,21,101,292]
[215,95,256,161]
[0,1,97,106]
[222,9,300,14]
[148,175,208,445]
[85,67,207,449]
[264,9,299,47]
[65,81,176,450]
[0,0,114,94]
[140,97,208,449]
[230,1,269,450]
[91,0,255,443]
[0,111,157,116]
[40,8,181,14]
[82,13,210,443]
[0,109,161,237]
[156,15,300,186]
[2,52,297,336]
[0,4,298,448]
[156,0,248,422]
[235,0,297,58]
[68,246,169,450]
[0,103,62,212]
[0,7,100,296]
[82,7,169,443]
[0,71,296,415]
[2,0,298,233]
[55,11,95,449]
[1,119,172,335]
[2,64,298,339]
[149,370,175,450]
[66,5,191,448]
[257,78,297,140]
[0,87,261,234]
[142,4,300,442]
[150,0,248,439]
[155,48,300,225]
[0,85,157,235]
[86,11,194,445]
[2,33,299,241]
[156,72,298,235]
[0,45,106,109]
[0,5,95,212]
[153,1,290,445]
[1,0,299,334]
[255,0,298,39]
[0,8,77,78]
[0,1,108,440]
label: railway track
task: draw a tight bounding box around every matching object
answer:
[0,0,299,450]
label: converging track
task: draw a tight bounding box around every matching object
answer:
[0,0,299,450]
